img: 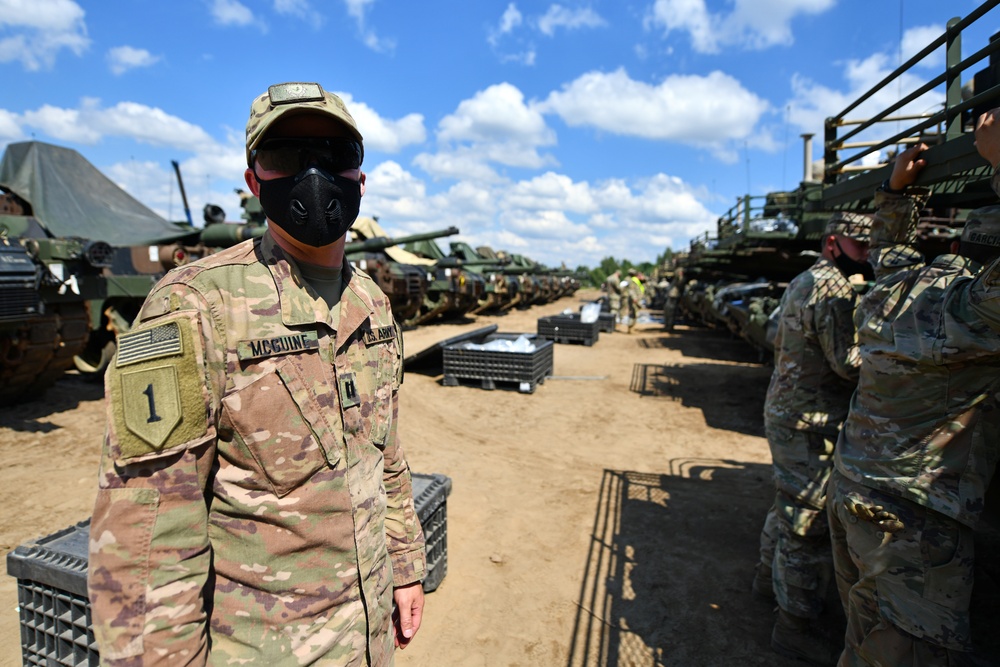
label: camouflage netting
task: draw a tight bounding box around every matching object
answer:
[0,141,188,246]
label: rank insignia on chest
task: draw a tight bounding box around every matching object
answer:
[363,325,395,346]
[237,331,320,360]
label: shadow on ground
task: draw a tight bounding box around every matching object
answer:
[639,327,767,366]
[630,362,770,438]
[566,463,823,667]
[0,374,104,432]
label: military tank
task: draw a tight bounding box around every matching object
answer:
[348,218,483,327]
[0,141,199,402]
[448,241,519,313]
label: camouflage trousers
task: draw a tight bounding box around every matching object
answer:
[663,298,677,331]
[828,470,977,666]
[757,422,836,619]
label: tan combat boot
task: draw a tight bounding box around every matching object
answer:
[771,609,839,665]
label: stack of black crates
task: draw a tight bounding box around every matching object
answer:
[6,472,452,666]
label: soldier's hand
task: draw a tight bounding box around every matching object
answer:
[976,107,1000,169]
[888,143,928,190]
[392,581,424,649]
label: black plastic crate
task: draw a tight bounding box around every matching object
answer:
[442,332,554,393]
[537,314,600,346]
[411,472,452,593]
[578,303,615,333]
[6,521,96,667]
[7,473,453,665]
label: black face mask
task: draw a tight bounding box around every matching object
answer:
[833,240,875,281]
[256,167,361,247]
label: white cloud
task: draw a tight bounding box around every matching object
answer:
[419,83,557,174]
[210,0,255,26]
[335,92,426,154]
[0,109,23,143]
[536,5,606,36]
[362,151,714,266]
[503,209,590,239]
[20,99,216,150]
[274,0,319,21]
[107,46,160,75]
[540,68,769,151]
[506,172,596,214]
[0,0,89,70]
[412,148,503,183]
[788,51,944,143]
[489,3,523,46]
[438,83,554,146]
[901,24,944,68]
[342,0,393,53]
[21,105,100,143]
[646,0,835,53]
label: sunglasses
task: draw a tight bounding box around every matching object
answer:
[252,137,363,174]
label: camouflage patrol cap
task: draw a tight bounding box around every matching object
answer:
[824,211,873,243]
[245,82,364,166]
[961,205,1000,247]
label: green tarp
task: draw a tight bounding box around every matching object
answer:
[0,141,188,246]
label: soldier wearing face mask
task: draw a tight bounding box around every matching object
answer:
[752,211,873,665]
[88,82,426,666]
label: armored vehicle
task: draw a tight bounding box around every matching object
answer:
[349,218,481,327]
[0,141,196,402]
[447,241,519,313]
[475,246,539,308]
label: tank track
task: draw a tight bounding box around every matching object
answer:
[0,303,90,404]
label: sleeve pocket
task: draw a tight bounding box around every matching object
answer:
[88,487,158,660]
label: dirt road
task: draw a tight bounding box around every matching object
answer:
[1,288,821,666]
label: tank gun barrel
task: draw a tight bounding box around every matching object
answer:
[345,226,460,255]
[199,222,266,248]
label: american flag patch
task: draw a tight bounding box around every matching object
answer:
[116,322,183,367]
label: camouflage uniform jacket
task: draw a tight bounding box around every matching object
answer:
[88,232,427,666]
[763,256,861,433]
[835,189,1000,528]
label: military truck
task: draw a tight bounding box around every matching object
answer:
[0,141,209,402]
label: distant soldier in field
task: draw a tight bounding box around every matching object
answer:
[829,118,1000,666]
[753,210,873,664]
[604,269,623,325]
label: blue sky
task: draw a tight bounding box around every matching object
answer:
[0,0,995,268]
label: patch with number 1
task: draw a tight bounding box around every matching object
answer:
[110,312,208,461]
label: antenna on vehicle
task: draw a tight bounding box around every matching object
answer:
[171,160,193,226]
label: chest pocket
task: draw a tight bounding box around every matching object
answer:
[222,355,341,497]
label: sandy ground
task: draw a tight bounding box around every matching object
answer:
[1,288,832,666]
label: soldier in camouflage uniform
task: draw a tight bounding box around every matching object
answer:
[828,121,1000,666]
[604,270,623,325]
[752,210,873,664]
[88,82,426,666]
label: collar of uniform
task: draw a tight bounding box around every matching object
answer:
[336,262,377,351]
[260,232,374,340]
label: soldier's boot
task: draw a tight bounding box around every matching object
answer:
[751,563,774,602]
[771,609,839,666]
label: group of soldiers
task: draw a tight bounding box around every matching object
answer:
[602,268,647,332]
[749,112,1000,667]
